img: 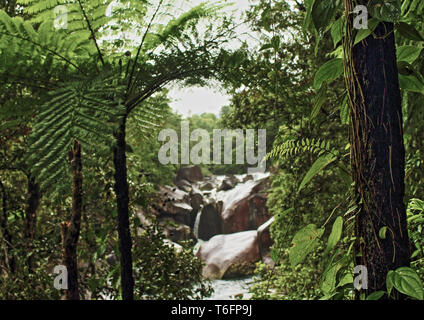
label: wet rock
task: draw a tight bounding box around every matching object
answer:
[242,174,253,183]
[188,190,204,229]
[193,203,223,241]
[189,191,203,212]
[175,179,192,192]
[156,186,193,225]
[257,217,274,259]
[217,175,239,191]
[199,181,215,191]
[218,177,271,234]
[175,165,203,183]
[196,231,260,279]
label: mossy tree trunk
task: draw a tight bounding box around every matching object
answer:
[345,1,411,295]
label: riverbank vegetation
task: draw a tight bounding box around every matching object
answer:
[1,0,424,300]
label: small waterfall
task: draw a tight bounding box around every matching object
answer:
[193,209,202,239]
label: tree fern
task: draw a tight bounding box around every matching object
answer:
[26,73,125,194]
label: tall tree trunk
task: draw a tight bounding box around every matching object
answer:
[61,140,83,300]
[24,175,40,273]
[345,1,410,294]
[113,119,134,300]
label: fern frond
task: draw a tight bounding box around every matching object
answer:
[16,0,149,65]
[0,10,88,77]
[267,138,339,161]
[27,72,125,193]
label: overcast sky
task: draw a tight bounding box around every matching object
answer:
[166,0,255,118]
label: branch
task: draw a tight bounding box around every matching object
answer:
[0,30,84,73]
[126,0,164,97]
[76,0,105,66]
[127,65,214,112]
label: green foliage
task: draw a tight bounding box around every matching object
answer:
[313,58,343,90]
[250,248,324,300]
[397,45,423,64]
[369,0,402,23]
[27,74,125,195]
[298,154,337,192]
[386,267,424,300]
[268,138,338,160]
[17,0,146,52]
[133,222,212,300]
[289,224,324,267]
[311,0,341,34]
[326,216,343,254]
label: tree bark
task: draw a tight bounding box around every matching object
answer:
[113,119,134,300]
[24,175,40,273]
[346,3,410,294]
[61,140,83,300]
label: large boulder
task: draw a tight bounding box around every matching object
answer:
[217,177,271,234]
[156,186,193,225]
[193,203,223,241]
[196,231,260,279]
[175,165,203,183]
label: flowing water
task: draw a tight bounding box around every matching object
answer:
[206,277,254,300]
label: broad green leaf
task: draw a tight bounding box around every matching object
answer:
[340,95,349,124]
[321,255,349,294]
[396,22,424,41]
[369,0,401,22]
[366,291,385,300]
[379,226,387,239]
[325,216,343,253]
[331,17,344,48]
[399,73,424,93]
[321,262,342,294]
[393,267,424,300]
[298,154,337,192]
[386,270,395,296]
[289,224,324,267]
[303,0,315,31]
[354,18,379,45]
[311,0,342,33]
[337,273,353,287]
[397,45,423,64]
[311,83,327,120]
[313,58,344,90]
